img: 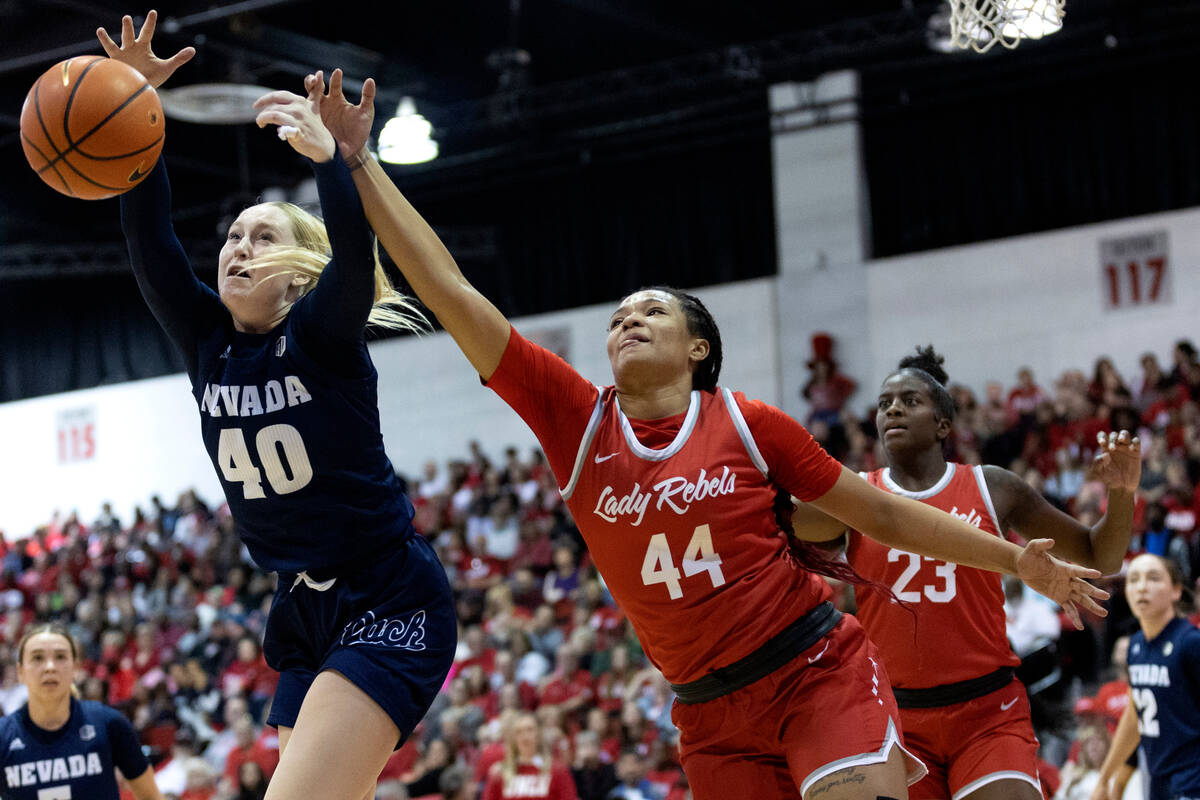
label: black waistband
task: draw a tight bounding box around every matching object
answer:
[670,601,842,705]
[892,666,1016,709]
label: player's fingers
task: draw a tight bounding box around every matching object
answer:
[1073,575,1108,597]
[1063,602,1082,630]
[139,9,158,42]
[254,109,297,129]
[96,28,120,56]
[360,77,376,109]
[1067,563,1103,580]
[329,69,345,101]
[305,70,323,103]
[253,91,301,109]
[167,47,196,69]
[121,14,136,47]
[1026,538,1054,554]
[1074,592,1109,618]
[306,72,327,98]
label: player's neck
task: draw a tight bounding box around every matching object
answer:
[1140,611,1177,642]
[27,695,72,731]
[886,449,949,491]
[615,380,693,421]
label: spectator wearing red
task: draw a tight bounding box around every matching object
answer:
[801,334,858,430]
[1008,366,1049,421]
[218,635,277,704]
[489,650,539,711]
[222,717,278,783]
[458,625,497,674]
[482,712,578,800]
[538,644,595,720]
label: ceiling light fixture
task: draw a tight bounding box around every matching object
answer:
[377,97,438,165]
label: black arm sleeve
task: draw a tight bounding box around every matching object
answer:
[289,153,378,371]
[106,711,152,781]
[119,158,226,384]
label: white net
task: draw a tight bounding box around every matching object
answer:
[946,0,1066,53]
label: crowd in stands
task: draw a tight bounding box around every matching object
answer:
[1,337,1199,800]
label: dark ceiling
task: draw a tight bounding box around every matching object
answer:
[1,0,1197,269]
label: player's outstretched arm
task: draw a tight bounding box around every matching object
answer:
[808,467,1109,627]
[302,69,511,380]
[991,430,1140,575]
[96,9,194,88]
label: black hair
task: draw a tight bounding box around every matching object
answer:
[641,286,723,392]
[893,345,957,421]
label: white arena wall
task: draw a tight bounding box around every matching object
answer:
[772,74,1200,424]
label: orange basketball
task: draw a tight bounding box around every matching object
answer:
[20,56,165,200]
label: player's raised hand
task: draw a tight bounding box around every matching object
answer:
[1016,538,1109,629]
[253,82,336,163]
[1086,429,1141,492]
[96,9,195,89]
[307,68,376,160]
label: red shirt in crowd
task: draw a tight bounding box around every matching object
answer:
[481,762,577,800]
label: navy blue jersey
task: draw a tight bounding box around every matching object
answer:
[1128,617,1200,797]
[0,699,149,800]
[120,154,414,574]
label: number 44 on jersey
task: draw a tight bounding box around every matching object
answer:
[640,524,726,600]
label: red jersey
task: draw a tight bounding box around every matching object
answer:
[481,762,578,800]
[846,463,1019,688]
[487,328,841,683]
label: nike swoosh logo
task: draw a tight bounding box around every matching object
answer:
[128,161,150,182]
[1000,697,1018,711]
[594,452,620,463]
[807,640,831,664]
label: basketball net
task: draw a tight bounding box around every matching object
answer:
[946,0,1066,52]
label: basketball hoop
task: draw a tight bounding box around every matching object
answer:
[945,0,1065,53]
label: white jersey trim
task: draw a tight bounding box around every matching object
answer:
[616,390,700,461]
[720,388,769,477]
[560,388,606,501]
[799,718,928,796]
[951,770,1041,800]
[881,462,955,499]
[971,465,1005,536]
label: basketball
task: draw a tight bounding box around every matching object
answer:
[20,56,164,200]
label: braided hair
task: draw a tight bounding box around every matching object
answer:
[895,345,956,422]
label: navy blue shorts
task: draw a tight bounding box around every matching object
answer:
[263,533,455,746]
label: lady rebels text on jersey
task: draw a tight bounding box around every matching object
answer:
[486,328,842,684]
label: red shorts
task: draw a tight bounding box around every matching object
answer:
[900,676,1042,800]
[671,614,926,799]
